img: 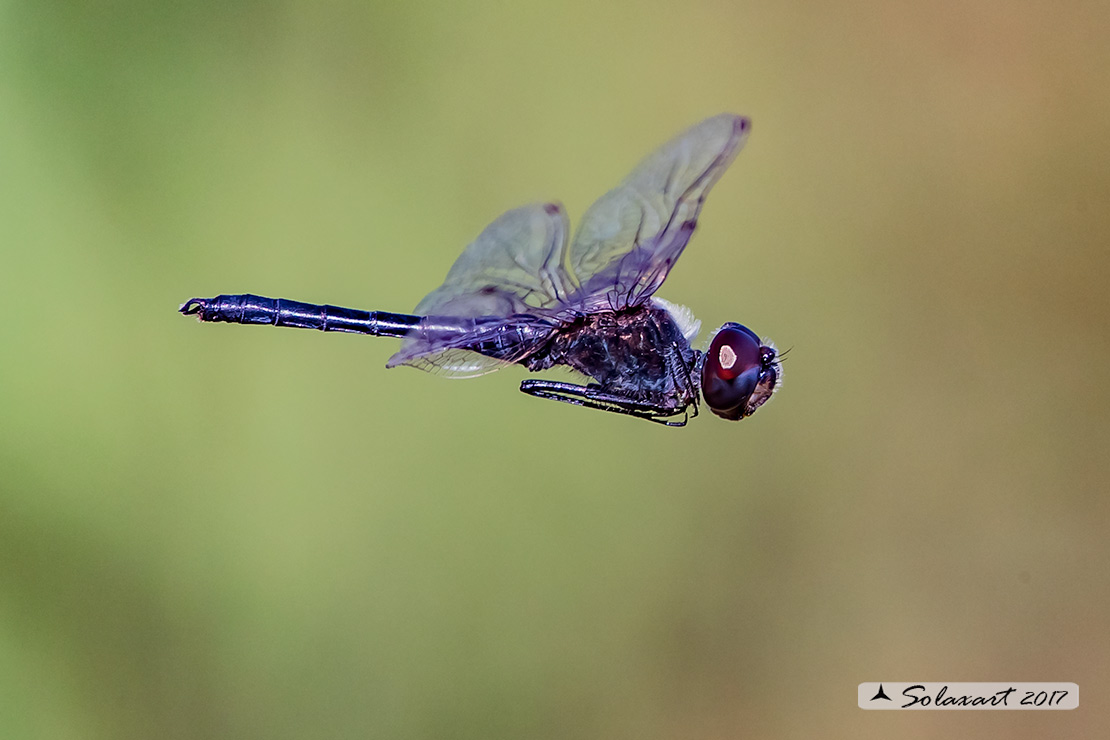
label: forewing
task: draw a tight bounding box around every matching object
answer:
[566,114,749,310]
[413,202,571,317]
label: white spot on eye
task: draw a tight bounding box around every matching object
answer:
[719,344,737,370]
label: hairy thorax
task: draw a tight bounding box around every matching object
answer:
[525,305,696,400]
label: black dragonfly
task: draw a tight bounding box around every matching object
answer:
[180,114,782,426]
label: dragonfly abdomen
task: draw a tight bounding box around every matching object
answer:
[179,294,421,337]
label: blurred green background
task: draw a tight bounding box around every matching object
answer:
[2,1,1108,738]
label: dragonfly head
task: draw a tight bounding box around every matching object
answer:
[700,323,782,420]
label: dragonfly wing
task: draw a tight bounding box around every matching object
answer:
[386,314,559,378]
[412,202,571,316]
[566,114,749,310]
[393,346,513,378]
[388,203,569,376]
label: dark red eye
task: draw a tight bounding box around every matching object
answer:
[701,325,762,419]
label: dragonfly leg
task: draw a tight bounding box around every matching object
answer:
[519,379,689,427]
[667,342,701,420]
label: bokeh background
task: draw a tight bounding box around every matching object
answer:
[2,1,1108,738]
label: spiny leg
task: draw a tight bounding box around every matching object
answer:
[668,342,700,420]
[523,385,687,427]
[519,379,688,427]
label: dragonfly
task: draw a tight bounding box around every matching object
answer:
[180,114,782,426]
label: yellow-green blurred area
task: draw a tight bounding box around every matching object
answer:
[1,0,1108,737]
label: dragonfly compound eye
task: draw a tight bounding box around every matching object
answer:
[701,324,762,420]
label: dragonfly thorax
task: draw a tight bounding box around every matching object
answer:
[525,305,699,406]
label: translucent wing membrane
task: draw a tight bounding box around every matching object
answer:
[388,203,569,375]
[387,314,558,377]
[413,203,571,316]
[397,347,512,378]
[566,114,749,310]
